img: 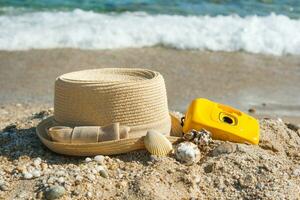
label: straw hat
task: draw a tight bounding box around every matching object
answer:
[36,68,182,156]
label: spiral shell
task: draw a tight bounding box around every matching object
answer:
[144,130,173,156]
[175,142,200,165]
[183,129,212,147]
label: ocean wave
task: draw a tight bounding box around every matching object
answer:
[0,9,299,55]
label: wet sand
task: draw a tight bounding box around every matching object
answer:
[0,47,299,122]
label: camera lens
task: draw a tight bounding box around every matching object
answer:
[222,116,233,124]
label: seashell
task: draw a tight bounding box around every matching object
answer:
[48,123,130,143]
[170,112,184,137]
[144,130,173,156]
[175,142,200,165]
[195,129,212,146]
[183,129,212,147]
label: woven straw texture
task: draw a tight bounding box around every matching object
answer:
[54,68,171,137]
[36,68,182,156]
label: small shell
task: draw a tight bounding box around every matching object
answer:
[144,130,173,156]
[183,129,212,147]
[196,129,212,146]
[175,142,200,165]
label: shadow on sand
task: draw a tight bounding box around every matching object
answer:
[0,122,152,166]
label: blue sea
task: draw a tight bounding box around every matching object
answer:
[0,0,300,55]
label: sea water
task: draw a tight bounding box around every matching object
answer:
[0,0,299,55]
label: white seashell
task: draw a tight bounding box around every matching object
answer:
[175,142,200,165]
[144,130,173,156]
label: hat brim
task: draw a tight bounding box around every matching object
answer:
[36,115,183,156]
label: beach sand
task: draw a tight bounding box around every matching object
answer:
[0,106,299,199]
[0,48,300,199]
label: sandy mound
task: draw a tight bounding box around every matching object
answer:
[0,105,299,199]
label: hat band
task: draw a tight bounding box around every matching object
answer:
[52,115,171,139]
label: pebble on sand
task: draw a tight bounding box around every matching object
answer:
[44,185,65,200]
[94,155,105,164]
[23,172,33,179]
[100,170,109,178]
[96,166,109,178]
[86,191,93,198]
[57,177,65,184]
[33,157,42,167]
[32,169,41,178]
[212,143,237,156]
[0,180,9,191]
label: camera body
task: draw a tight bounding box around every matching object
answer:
[182,98,260,145]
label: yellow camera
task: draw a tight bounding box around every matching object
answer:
[182,98,260,144]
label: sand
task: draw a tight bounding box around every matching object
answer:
[0,48,300,199]
[0,105,299,199]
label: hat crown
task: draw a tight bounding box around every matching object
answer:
[53,68,171,137]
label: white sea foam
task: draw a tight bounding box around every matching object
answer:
[0,9,299,55]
